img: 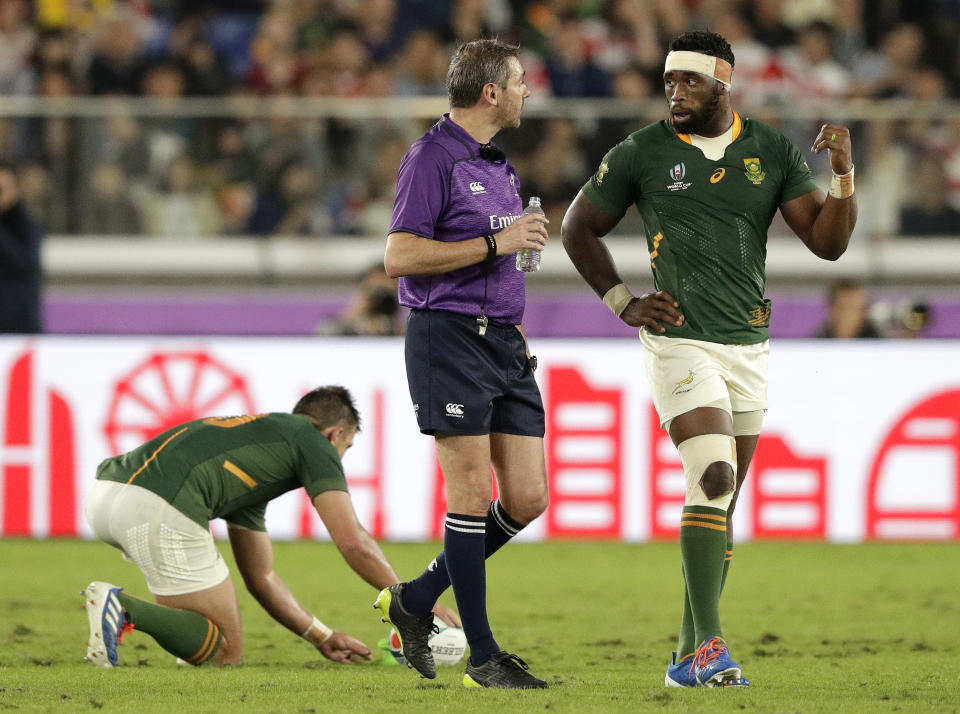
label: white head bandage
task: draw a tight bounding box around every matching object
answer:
[664,50,732,88]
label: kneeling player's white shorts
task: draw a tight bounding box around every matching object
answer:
[84,480,230,596]
[640,330,769,428]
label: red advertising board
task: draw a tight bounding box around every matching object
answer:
[0,337,956,542]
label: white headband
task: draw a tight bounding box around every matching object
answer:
[664,50,732,88]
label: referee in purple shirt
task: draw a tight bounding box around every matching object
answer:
[374,39,549,689]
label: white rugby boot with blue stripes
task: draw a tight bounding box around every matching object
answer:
[83,581,126,667]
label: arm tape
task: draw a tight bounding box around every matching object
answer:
[300,616,333,643]
[829,165,854,199]
[602,283,635,317]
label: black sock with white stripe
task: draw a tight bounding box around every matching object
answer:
[401,500,523,616]
[444,512,499,665]
[487,499,523,546]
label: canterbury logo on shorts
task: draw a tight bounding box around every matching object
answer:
[445,403,465,417]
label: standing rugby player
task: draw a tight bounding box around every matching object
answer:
[562,30,856,687]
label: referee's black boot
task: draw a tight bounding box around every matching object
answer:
[374,583,438,679]
[463,651,548,689]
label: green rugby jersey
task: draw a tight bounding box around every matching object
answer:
[96,413,348,531]
[582,113,818,344]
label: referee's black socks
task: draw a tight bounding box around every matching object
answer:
[401,500,523,616]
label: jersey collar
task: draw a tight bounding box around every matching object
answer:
[439,113,502,160]
[674,111,742,145]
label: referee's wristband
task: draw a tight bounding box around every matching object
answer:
[602,283,635,317]
[481,234,497,275]
[300,616,333,643]
[829,165,854,199]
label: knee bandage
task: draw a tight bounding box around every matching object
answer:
[677,434,737,509]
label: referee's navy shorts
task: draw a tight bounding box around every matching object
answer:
[404,309,545,437]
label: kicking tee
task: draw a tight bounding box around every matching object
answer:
[96,413,348,531]
[582,113,818,344]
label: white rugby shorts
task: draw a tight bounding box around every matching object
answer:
[640,330,769,428]
[84,480,230,596]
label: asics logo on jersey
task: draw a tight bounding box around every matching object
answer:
[445,403,465,417]
[470,182,486,194]
[710,168,726,183]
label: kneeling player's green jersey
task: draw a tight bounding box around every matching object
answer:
[96,413,348,531]
[582,113,818,344]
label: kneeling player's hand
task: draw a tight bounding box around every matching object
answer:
[319,632,373,663]
[432,603,461,627]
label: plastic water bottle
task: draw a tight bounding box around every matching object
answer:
[515,196,544,273]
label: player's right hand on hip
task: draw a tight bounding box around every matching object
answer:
[621,291,684,332]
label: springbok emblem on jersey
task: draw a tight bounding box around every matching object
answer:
[744,158,766,185]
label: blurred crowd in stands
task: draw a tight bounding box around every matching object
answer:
[2,0,960,239]
[813,277,932,339]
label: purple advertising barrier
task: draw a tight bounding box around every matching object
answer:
[43,290,960,338]
[44,292,340,336]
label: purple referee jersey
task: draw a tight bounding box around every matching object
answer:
[388,115,526,324]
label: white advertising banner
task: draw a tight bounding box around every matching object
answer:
[0,336,957,542]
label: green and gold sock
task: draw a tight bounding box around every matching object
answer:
[721,542,734,591]
[117,592,222,665]
[676,564,695,659]
[677,541,734,658]
[679,506,728,647]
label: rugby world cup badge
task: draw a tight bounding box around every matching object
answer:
[667,162,692,191]
[744,157,766,185]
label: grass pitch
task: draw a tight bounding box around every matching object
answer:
[0,539,957,713]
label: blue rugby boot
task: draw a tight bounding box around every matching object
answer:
[693,636,742,687]
[665,651,698,687]
[721,674,751,687]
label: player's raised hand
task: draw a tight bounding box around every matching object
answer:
[318,632,374,663]
[620,290,684,332]
[495,212,548,255]
[431,603,462,627]
[811,124,853,175]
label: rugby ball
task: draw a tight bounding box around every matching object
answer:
[386,616,467,666]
